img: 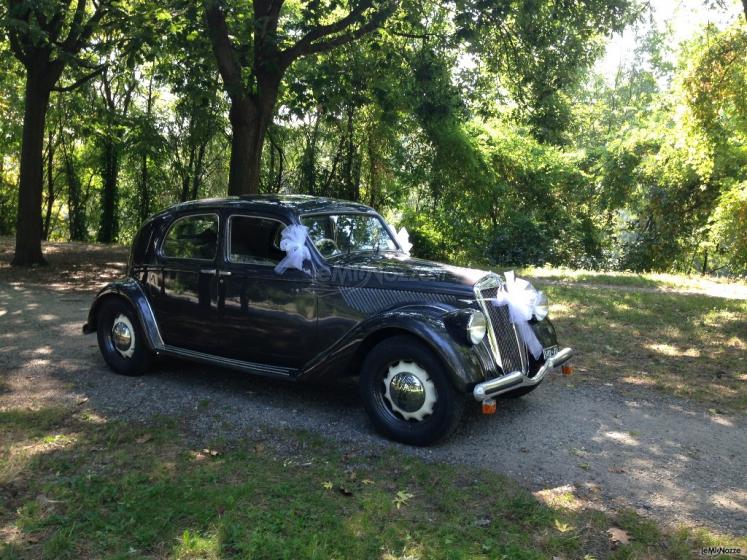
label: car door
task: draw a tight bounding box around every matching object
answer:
[149,212,222,354]
[214,213,317,368]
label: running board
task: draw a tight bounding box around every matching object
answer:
[158,345,296,379]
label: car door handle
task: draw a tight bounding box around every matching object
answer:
[218,270,232,277]
[201,268,217,275]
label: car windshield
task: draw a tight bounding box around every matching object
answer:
[301,213,399,259]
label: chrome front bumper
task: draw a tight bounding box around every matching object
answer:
[472,347,574,401]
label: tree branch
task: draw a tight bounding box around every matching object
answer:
[280,0,396,67]
[51,65,106,92]
[385,28,439,40]
[60,0,89,52]
[204,0,244,95]
[48,0,75,41]
[8,30,29,65]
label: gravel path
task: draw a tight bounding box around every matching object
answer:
[1,280,745,534]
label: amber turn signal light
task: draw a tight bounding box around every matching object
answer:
[562,365,574,376]
[482,399,497,415]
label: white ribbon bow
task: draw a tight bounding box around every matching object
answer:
[274,225,312,274]
[489,271,547,359]
[396,227,413,255]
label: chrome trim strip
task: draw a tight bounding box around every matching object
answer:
[473,274,504,371]
[473,347,574,401]
[158,345,295,377]
[513,322,529,373]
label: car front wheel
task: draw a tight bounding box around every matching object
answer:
[96,298,153,376]
[359,335,464,446]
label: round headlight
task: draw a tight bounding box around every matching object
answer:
[534,291,549,320]
[467,311,487,345]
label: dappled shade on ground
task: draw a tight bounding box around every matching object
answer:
[543,283,747,411]
[1,406,742,559]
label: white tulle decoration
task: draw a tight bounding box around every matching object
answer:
[396,227,413,255]
[488,271,547,359]
[274,225,312,274]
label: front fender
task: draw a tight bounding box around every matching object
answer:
[83,278,163,350]
[297,304,486,393]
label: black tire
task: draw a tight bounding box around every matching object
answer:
[359,335,464,446]
[96,298,153,376]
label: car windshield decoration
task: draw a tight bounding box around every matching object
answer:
[301,213,398,259]
[396,227,413,255]
[274,224,312,274]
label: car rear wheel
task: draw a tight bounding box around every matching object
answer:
[359,335,464,446]
[96,299,153,376]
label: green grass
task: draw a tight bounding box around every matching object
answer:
[1,407,744,559]
[543,284,747,411]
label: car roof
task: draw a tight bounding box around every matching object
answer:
[167,194,376,217]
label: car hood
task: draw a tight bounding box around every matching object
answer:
[325,252,490,296]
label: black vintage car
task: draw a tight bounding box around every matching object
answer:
[84,195,573,445]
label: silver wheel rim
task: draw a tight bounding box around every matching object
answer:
[383,360,437,421]
[111,314,135,358]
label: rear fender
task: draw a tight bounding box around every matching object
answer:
[83,278,163,350]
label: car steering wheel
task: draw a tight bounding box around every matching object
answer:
[314,238,339,256]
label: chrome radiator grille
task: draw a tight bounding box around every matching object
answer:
[475,275,527,375]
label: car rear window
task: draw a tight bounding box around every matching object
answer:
[161,214,219,260]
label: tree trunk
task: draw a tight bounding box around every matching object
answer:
[64,149,86,241]
[191,142,206,200]
[13,71,52,266]
[702,249,709,275]
[180,144,196,202]
[139,151,150,224]
[300,110,321,196]
[342,106,360,201]
[97,141,119,243]
[227,87,277,196]
[228,99,260,195]
[138,78,154,223]
[43,129,55,240]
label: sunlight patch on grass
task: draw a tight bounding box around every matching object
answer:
[78,409,108,424]
[545,285,747,411]
[646,343,701,358]
[174,529,220,560]
[521,266,747,296]
[533,485,585,512]
[620,375,657,387]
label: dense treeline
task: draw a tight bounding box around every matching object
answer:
[0,1,745,274]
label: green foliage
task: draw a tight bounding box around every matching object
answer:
[709,181,747,271]
[0,0,744,275]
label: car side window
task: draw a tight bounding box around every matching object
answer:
[228,216,286,266]
[161,214,219,261]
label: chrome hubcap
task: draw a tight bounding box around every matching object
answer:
[383,361,437,421]
[111,314,135,358]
